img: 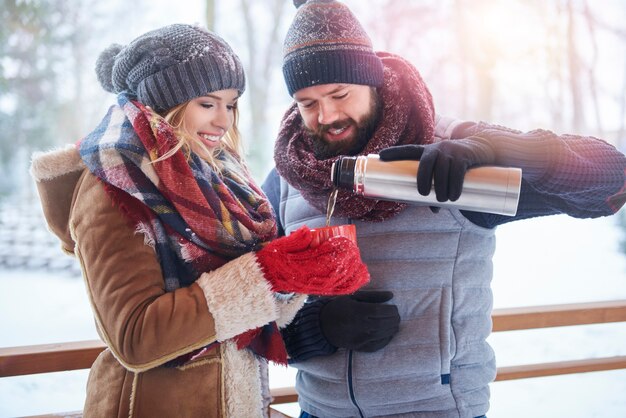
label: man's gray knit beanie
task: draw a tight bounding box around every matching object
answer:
[283,0,383,96]
[95,24,245,113]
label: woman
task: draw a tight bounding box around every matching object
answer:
[30,24,368,417]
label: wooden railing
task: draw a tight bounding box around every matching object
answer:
[492,299,626,380]
[2,299,626,416]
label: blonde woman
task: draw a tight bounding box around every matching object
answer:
[30,24,369,417]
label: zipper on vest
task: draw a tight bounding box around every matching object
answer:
[345,219,365,417]
[347,350,365,417]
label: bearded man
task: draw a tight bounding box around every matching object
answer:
[262,1,626,417]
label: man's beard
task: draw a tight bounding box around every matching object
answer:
[308,89,382,160]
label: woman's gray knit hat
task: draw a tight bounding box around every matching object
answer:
[283,0,384,96]
[95,24,245,112]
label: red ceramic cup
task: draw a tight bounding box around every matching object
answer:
[309,224,357,248]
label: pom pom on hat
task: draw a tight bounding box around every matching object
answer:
[282,0,383,96]
[95,43,123,94]
[95,24,246,113]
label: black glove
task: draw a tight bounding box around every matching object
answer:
[379,138,496,202]
[319,290,400,352]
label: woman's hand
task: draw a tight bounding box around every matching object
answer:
[256,226,369,295]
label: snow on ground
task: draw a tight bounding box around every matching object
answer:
[1,215,626,417]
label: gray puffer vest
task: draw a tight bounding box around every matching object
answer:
[277,117,497,418]
[279,182,496,418]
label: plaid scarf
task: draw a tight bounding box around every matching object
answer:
[79,93,282,364]
[275,52,436,222]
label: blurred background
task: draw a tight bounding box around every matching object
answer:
[1,0,626,417]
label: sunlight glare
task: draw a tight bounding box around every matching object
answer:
[467,1,545,57]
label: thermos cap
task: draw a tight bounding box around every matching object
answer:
[331,157,357,189]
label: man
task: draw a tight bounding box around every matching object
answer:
[262,1,626,417]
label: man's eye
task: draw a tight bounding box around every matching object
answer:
[333,93,348,100]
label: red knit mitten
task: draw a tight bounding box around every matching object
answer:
[256,226,370,295]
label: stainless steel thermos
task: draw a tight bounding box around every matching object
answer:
[331,154,522,216]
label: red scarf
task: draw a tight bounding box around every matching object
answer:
[275,52,436,222]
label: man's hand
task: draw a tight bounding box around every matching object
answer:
[379,138,496,202]
[320,290,400,352]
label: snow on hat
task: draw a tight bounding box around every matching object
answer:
[282,0,384,96]
[95,24,245,112]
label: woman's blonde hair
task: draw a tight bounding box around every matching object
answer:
[154,101,244,172]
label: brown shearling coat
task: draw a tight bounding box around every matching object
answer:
[30,146,306,417]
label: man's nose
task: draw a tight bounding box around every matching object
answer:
[318,101,339,125]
